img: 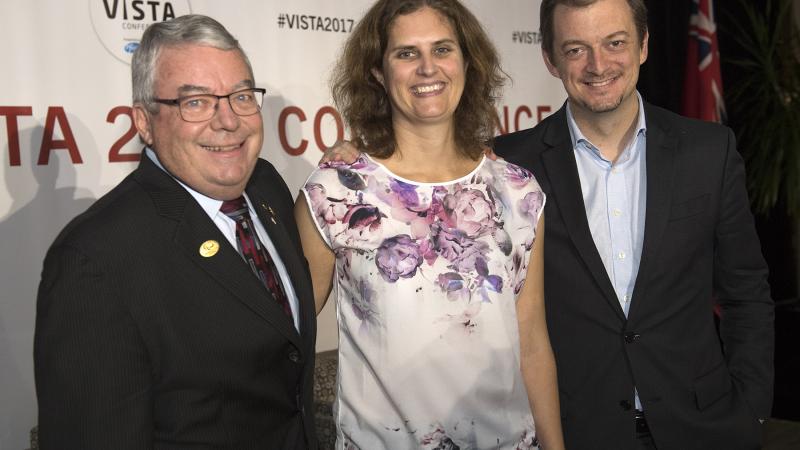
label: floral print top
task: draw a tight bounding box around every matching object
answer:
[301,153,545,450]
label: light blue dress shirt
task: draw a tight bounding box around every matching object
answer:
[145,148,301,331]
[566,94,647,317]
[566,94,647,410]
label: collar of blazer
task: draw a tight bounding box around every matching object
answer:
[628,103,677,321]
[539,102,679,322]
[132,152,306,349]
[244,163,317,346]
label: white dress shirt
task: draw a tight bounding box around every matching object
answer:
[145,148,300,331]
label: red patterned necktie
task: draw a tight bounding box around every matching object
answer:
[220,196,293,319]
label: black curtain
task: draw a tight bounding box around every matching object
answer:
[639,0,799,421]
[637,0,692,113]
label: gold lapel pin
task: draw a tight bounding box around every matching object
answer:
[262,202,278,224]
[199,240,220,257]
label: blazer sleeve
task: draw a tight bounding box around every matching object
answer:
[34,244,154,450]
[713,128,774,419]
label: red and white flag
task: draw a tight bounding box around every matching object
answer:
[682,0,726,123]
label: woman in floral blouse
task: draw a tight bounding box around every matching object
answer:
[294,1,564,448]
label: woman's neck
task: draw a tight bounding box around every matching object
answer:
[377,120,479,183]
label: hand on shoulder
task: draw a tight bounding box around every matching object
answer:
[483,144,501,162]
[320,140,361,165]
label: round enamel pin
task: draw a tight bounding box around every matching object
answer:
[199,240,220,257]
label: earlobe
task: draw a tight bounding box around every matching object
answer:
[132,104,154,146]
[640,30,650,64]
[542,49,561,79]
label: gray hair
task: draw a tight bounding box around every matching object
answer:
[131,14,254,113]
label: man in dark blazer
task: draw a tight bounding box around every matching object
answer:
[495,0,773,449]
[34,15,316,449]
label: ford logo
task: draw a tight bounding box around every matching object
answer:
[124,42,140,54]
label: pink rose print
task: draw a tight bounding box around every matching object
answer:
[514,429,539,450]
[517,191,544,249]
[518,191,544,224]
[343,204,385,233]
[306,183,348,225]
[375,235,423,282]
[443,188,497,238]
[420,424,461,450]
[505,164,534,189]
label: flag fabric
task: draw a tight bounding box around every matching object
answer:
[682,0,726,123]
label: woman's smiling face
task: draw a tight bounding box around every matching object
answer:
[373,6,466,128]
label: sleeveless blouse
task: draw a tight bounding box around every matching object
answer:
[301,154,545,449]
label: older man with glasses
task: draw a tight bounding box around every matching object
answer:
[34,14,317,450]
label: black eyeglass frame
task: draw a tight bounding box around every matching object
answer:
[153,88,267,122]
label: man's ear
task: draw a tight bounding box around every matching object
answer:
[132,104,154,146]
[639,30,649,65]
[370,67,385,89]
[542,48,560,79]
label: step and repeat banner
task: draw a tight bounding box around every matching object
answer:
[0,1,564,447]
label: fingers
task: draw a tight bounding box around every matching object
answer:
[319,140,360,164]
[483,145,501,161]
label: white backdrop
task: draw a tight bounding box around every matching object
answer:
[0,1,565,448]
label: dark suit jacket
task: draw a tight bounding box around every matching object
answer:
[34,154,317,450]
[495,103,773,450]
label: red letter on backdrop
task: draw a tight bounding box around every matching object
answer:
[496,106,509,135]
[107,106,140,162]
[0,106,34,166]
[38,107,83,165]
[514,106,532,132]
[537,105,552,123]
[278,106,308,156]
[313,106,344,151]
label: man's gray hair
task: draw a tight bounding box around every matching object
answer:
[131,14,254,113]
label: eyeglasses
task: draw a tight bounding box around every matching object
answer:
[153,88,266,122]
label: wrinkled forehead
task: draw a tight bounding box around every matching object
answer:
[553,0,640,41]
[553,0,637,38]
[150,48,253,101]
[384,6,459,47]
[155,44,253,79]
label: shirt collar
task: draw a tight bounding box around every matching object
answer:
[565,91,647,161]
[145,147,235,218]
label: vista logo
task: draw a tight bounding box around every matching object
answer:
[90,0,192,65]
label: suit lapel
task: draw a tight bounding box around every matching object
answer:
[245,178,315,343]
[135,154,303,348]
[541,108,626,320]
[174,206,303,346]
[628,105,676,320]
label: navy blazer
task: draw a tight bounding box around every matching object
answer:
[495,102,773,450]
[35,154,317,450]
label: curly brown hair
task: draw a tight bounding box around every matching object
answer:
[331,0,506,159]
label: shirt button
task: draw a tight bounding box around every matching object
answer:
[618,251,626,260]
[612,208,622,217]
[623,294,630,302]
